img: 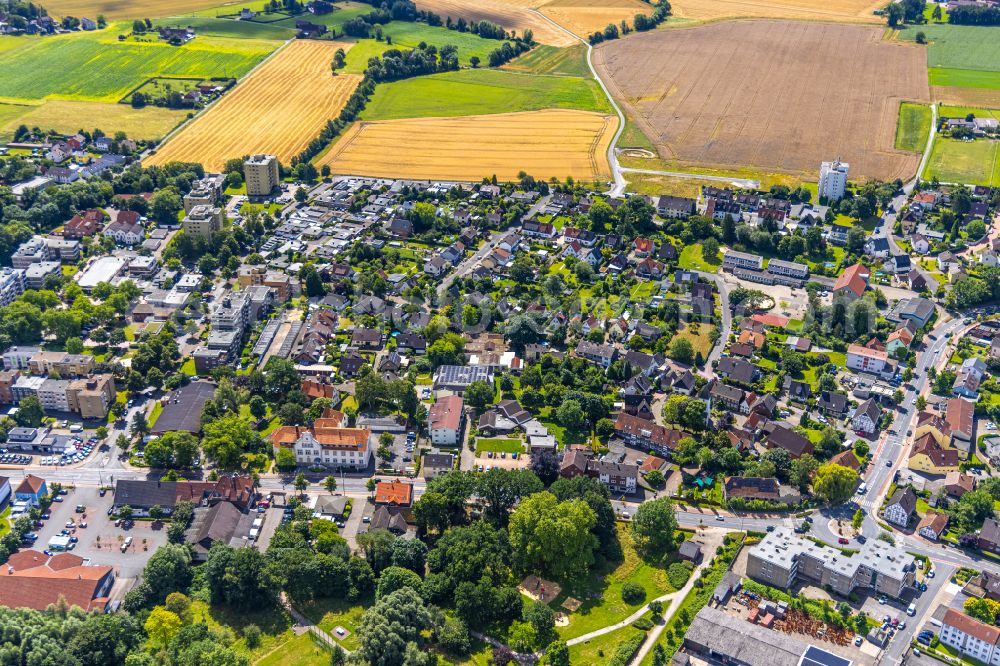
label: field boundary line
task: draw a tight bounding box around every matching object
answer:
[141,36,294,162]
[915,102,937,184]
[523,5,627,195]
[619,166,760,188]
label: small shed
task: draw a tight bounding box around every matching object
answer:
[678,539,703,564]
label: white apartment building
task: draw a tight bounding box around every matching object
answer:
[941,609,1000,666]
[819,160,849,201]
[0,268,25,307]
[428,395,464,446]
[37,378,71,412]
[244,154,279,197]
[846,344,888,375]
[723,250,764,271]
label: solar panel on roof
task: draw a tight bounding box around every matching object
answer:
[799,645,852,666]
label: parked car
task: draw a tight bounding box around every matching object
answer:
[838,538,849,544]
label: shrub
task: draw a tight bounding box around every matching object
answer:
[621,582,646,604]
[243,624,261,649]
[633,617,654,631]
[608,634,647,666]
[667,562,692,588]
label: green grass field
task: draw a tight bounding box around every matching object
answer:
[930,67,1000,90]
[898,24,1000,72]
[152,16,295,39]
[923,137,1000,185]
[895,102,932,152]
[939,105,1000,121]
[501,43,591,77]
[678,243,721,272]
[374,21,509,67]
[475,438,524,454]
[360,68,611,120]
[0,26,278,103]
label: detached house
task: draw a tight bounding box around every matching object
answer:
[850,398,881,434]
[884,486,917,527]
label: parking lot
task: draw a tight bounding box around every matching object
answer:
[384,431,418,474]
[29,485,167,578]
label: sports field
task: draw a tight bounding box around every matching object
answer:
[895,102,932,152]
[415,0,576,45]
[0,100,189,141]
[361,69,611,120]
[0,28,278,103]
[317,109,617,182]
[922,137,1000,186]
[594,20,930,181]
[668,0,883,22]
[147,40,362,171]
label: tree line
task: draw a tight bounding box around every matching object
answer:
[948,5,1000,24]
[588,0,671,43]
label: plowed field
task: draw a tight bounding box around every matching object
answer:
[147,40,361,171]
[415,0,576,45]
[317,109,617,182]
[593,20,930,181]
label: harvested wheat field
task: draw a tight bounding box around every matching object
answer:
[669,0,883,23]
[539,0,651,38]
[147,40,361,172]
[41,0,241,19]
[318,109,617,182]
[932,86,1000,109]
[415,0,575,45]
[594,20,930,181]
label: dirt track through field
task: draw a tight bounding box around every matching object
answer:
[316,109,617,182]
[415,0,576,45]
[146,40,361,172]
[668,0,883,23]
[593,20,930,181]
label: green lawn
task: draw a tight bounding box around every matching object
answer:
[301,598,367,652]
[940,105,1000,121]
[360,68,611,121]
[897,24,1000,73]
[568,625,645,665]
[674,324,715,359]
[0,506,11,538]
[180,358,197,376]
[678,243,721,272]
[253,632,332,666]
[148,402,163,427]
[923,137,1000,186]
[895,102,932,152]
[475,438,524,454]
[0,24,278,103]
[555,527,677,641]
[501,43,591,77]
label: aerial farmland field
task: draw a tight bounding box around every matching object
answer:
[667,0,883,23]
[414,0,576,45]
[502,44,591,77]
[40,0,247,20]
[895,102,932,152]
[317,109,617,182]
[594,20,930,181]
[360,69,611,120]
[0,100,189,142]
[146,40,362,171]
[0,28,279,102]
[535,0,650,39]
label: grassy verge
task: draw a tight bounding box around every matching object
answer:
[895,101,932,152]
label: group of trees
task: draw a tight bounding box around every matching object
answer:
[948,4,1000,24]
[588,0,671,42]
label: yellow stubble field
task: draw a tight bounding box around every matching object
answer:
[667,0,884,23]
[146,39,361,172]
[415,0,577,45]
[317,109,618,182]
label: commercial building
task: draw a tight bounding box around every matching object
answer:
[675,607,855,666]
[113,475,256,516]
[819,160,849,201]
[746,526,916,598]
[432,364,495,394]
[75,256,127,292]
[0,550,114,612]
[183,204,223,238]
[244,154,279,196]
[427,395,464,446]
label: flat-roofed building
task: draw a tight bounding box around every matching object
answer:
[244,154,279,196]
[183,205,223,239]
[67,374,116,419]
[747,526,915,598]
[723,250,764,271]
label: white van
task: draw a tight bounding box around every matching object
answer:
[856,483,867,495]
[249,528,260,541]
[252,517,264,530]
[907,603,917,616]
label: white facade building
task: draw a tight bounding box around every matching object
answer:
[819,160,849,201]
